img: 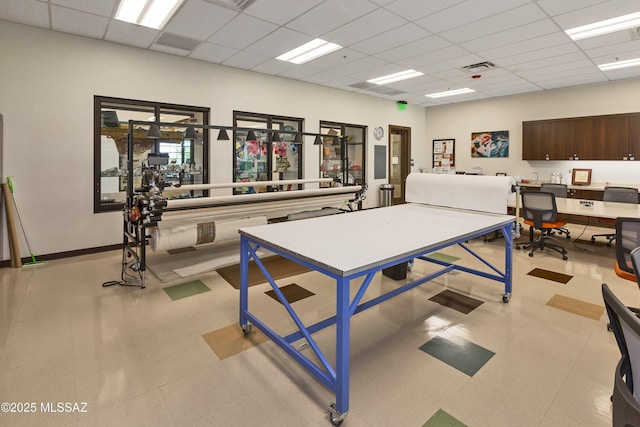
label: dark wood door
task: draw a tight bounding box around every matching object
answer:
[389,125,411,204]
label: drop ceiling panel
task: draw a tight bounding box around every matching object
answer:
[284,0,377,38]
[51,0,117,17]
[322,9,407,47]
[277,65,323,79]
[439,3,547,45]
[188,42,238,63]
[164,0,237,41]
[300,70,346,84]
[250,58,296,75]
[414,0,531,34]
[383,0,466,21]
[493,43,581,67]
[517,59,595,79]
[222,50,271,69]
[575,30,635,50]
[207,14,278,50]
[0,0,50,29]
[552,0,640,29]
[243,27,310,57]
[461,19,559,53]
[478,32,572,63]
[304,48,366,70]
[349,24,430,55]
[509,51,588,74]
[585,41,640,60]
[373,35,452,62]
[397,45,470,69]
[536,0,606,17]
[328,56,387,77]
[536,73,607,89]
[244,0,324,26]
[51,6,108,39]
[105,20,159,49]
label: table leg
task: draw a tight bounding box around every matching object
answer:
[329,276,350,425]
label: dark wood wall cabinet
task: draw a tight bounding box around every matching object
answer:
[522,113,640,161]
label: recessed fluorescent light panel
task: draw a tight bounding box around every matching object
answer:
[115,0,185,30]
[565,11,640,40]
[426,88,475,98]
[599,57,640,71]
[367,70,424,85]
[276,39,342,64]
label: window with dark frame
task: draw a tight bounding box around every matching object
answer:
[232,111,303,195]
[94,96,210,213]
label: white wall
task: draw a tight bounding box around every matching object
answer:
[424,79,640,185]
[0,21,426,258]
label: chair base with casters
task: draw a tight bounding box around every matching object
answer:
[613,358,640,427]
[516,221,568,260]
[591,222,615,247]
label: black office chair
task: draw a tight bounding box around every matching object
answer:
[592,187,639,246]
[540,183,571,239]
[616,218,640,283]
[602,283,640,427]
[516,191,568,260]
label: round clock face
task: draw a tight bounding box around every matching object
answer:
[374,126,384,140]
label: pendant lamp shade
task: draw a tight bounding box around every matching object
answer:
[184,126,198,140]
[217,129,230,140]
[294,132,303,143]
[314,135,322,145]
[270,131,281,143]
[147,124,162,139]
[246,130,257,141]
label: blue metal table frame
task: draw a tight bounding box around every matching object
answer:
[239,207,513,425]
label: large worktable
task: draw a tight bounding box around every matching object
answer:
[238,203,514,425]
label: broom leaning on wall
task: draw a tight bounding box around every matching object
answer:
[5,177,46,266]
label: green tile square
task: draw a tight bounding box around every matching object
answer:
[163,280,211,301]
[419,335,495,377]
[426,252,461,263]
[423,409,468,427]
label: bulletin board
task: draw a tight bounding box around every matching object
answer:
[432,139,455,173]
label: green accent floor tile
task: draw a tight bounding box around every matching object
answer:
[423,409,467,427]
[427,252,461,263]
[163,280,211,301]
[419,335,495,377]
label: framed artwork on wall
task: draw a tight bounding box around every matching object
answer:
[432,139,455,173]
[471,130,509,158]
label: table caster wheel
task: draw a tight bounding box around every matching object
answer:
[528,253,533,257]
[330,417,343,426]
[502,294,511,303]
[242,323,252,334]
[562,255,568,261]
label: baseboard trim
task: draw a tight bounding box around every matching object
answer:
[0,243,121,268]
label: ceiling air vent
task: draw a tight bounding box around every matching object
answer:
[349,82,405,96]
[204,0,256,11]
[155,33,201,51]
[461,61,496,72]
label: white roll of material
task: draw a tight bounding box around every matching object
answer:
[150,216,267,251]
[405,173,516,214]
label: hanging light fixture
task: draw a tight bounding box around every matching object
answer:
[294,132,303,144]
[147,124,162,139]
[246,130,257,141]
[270,131,281,143]
[314,135,322,145]
[184,126,198,140]
[217,129,230,140]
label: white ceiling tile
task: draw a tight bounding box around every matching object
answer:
[51,6,108,39]
[300,70,346,84]
[164,0,237,41]
[601,67,640,81]
[536,0,604,17]
[250,59,295,75]
[460,19,559,53]
[149,44,191,57]
[285,0,377,37]
[508,51,588,74]
[105,20,159,49]
[322,9,407,47]
[517,59,595,79]
[277,65,323,79]
[369,0,395,5]
[414,0,530,34]
[373,35,451,62]
[243,27,310,57]
[349,63,409,81]
[349,23,429,55]
[585,40,640,61]
[0,0,50,29]
[479,32,572,62]
[492,42,580,67]
[535,73,608,89]
[383,0,466,21]
[328,56,387,76]
[208,14,278,50]
[188,41,238,63]
[552,0,640,30]
[51,0,117,17]
[222,50,271,69]
[397,45,470,69]
[575,30,635,50]
[244,0,324,25]
[439,3,547,44]
[303,48,366,70]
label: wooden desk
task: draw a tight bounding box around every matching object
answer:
[509,197,640,219]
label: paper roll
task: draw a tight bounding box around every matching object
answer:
[405,173,516,214]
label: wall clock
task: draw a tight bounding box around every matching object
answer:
[374,126,384,140]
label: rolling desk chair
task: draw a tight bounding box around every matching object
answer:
[615,218,640,283]
[516,191,568,260]
[540,183,571,240]
[592,187,639,246]
[602,283,640,427]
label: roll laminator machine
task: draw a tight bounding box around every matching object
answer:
[108,151,366,289]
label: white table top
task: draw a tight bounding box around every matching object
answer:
[239,204,514,277]
[508,197,640,219]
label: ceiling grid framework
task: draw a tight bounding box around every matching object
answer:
[2,0,640,106]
